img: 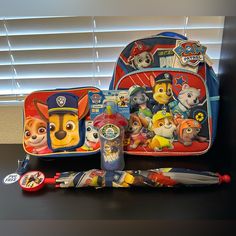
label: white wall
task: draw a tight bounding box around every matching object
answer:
[0,105,23,143]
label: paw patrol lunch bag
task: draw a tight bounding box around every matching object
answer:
[110,32,219,156]
[23,87,101,157]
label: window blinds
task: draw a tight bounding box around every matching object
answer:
[0,16,224,104]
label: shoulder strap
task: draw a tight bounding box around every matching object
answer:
[156,32,188,40]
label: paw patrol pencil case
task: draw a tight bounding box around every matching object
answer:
[110,32,219,156]
[23,87,101,157]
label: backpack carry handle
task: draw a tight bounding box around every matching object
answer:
[156,31,188,40]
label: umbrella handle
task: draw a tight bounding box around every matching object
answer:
[44,178,57,185]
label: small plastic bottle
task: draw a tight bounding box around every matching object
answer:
[94,102,128,171]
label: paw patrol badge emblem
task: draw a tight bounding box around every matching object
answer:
[164,73,170,79]
[19,171,45,191]
[100,124,120,140]
[56,96,66,107]
[173,41,207,67]
[91,93,102,104]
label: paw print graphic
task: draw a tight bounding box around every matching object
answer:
[195,112,204,122]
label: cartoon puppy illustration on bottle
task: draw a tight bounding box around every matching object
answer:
[34,92,89,151]
[103,139,120,163]
[150,72,173,113]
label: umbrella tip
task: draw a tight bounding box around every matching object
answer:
[219,174,231,184]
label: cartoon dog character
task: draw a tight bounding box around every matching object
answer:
[129,85,152,119]
[117,95,128,107]
[148,111,176,151]
[128,42,154,69]
[169,84,201,119]
[175,118,207,146]
[104,171,134,187]
[127,113,154,149]
[24,117,51,154]
[81,121,99,151]
[103,139,120,163]
[150,72,173,113]
[24,172,44,188]
[34,92,88,151]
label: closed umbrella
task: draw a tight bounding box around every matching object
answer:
[19,168,230,192]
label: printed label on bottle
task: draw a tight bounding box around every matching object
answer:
[100,124,120,140]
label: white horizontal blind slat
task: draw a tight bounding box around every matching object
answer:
[187,16,225,28]
[95,16,186,31]
[0,77,111,96]
[2,17,93,36]
[0,33,94,51]
[186,28,223,43]
[0,62,114,79]
[0,29,223,52]
[0,47,124,65]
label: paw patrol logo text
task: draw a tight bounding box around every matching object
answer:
[3,173,20,184]
[173,41,206,67]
